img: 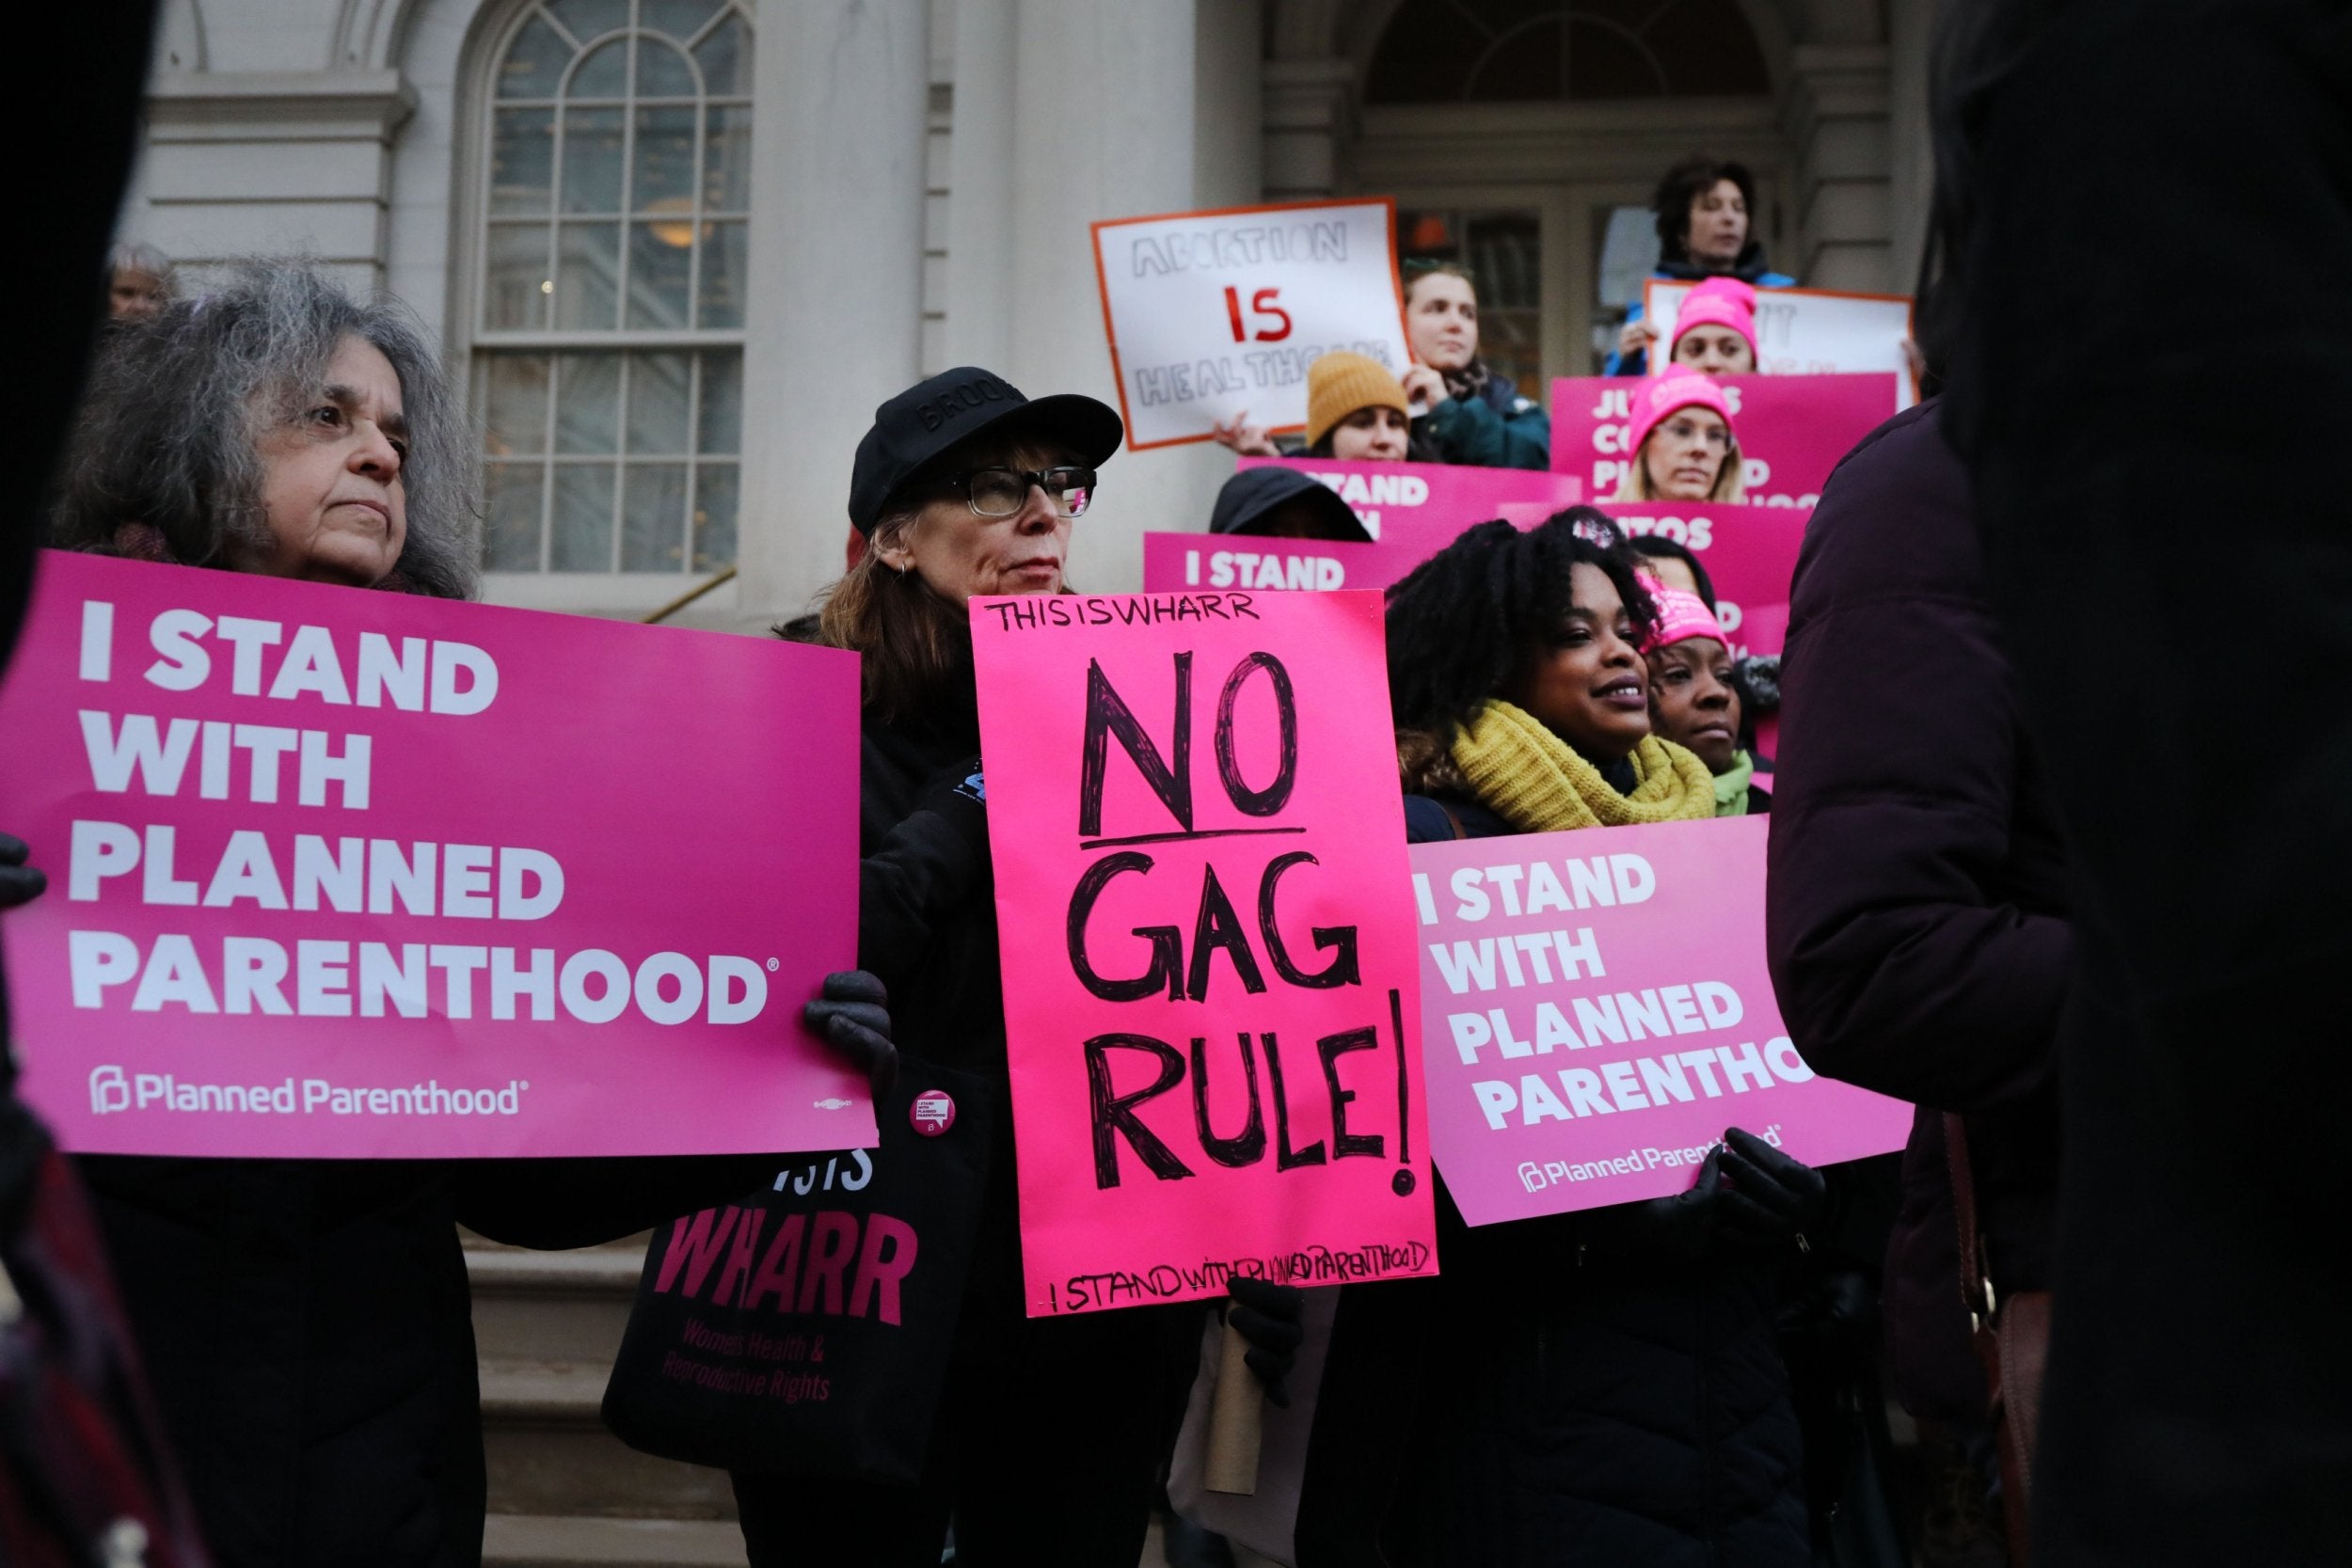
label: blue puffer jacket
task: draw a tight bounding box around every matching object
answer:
[1294,792,1809,1568]
[1415,370,1552,470]
[1608,245,1797,376]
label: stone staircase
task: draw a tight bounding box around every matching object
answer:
[465,1230,747,1567]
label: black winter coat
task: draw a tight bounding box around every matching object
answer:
[1945,5,2352,1558]
[78,1143,775,1563]
[1298,793,1806,1568]
[1762,402,2064,1418]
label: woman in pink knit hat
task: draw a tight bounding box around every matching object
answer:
[1643,583,1768,816]
[1665,276,1759,376]
[1611,370,1748,502]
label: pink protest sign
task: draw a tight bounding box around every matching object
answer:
[1549,373,1893,507]
[1236,456,1581,548]
[1142,533,1422,596]
[970,589,1436,1316]
[0,551,870,1158]
[1411,816,1910,1226]
[1595,502,1809,664]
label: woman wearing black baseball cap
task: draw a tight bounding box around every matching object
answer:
[729,369,1195,1565]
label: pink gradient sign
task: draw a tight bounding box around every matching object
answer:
[1235,456,1581,549]
[1411,816,1910,1226]
[1549,373,1894,507]
[0,552,871,1158]
[1595,502,1809,665]
[970,589,1436,1316]
[1142,533,1424,597]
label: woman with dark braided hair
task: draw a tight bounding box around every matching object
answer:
[1258,511,1823,1566]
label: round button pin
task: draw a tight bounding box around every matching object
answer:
[909,1089,957,1137]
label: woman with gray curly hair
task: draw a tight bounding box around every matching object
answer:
[55,260,478,597]
[44,261,850,1567]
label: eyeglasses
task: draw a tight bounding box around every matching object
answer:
[1660,419,1733,451]
[940,466,1097,518]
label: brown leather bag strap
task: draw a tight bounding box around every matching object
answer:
[1942,1110,1996,1330]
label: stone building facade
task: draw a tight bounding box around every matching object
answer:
[122,0,1934,631]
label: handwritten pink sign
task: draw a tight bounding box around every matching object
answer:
[1411,816,1910,1225]
[969,589,1436,1316]
[1235,457,1581,549]
[1595,502,1808,665]
[0,552,871,1158]
[1549,373,1893,507]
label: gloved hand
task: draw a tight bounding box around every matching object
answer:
[1,832,44,910]
[803,970,898,1100]
[1715,1126,1826,1248]
[1585,1145,1724,1264]
[1225,1276,1305,1408]
[914,756,987,846]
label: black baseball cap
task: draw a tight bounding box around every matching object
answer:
[847,366,1124,536]
[1208,466,1370,541]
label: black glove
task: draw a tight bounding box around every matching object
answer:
[1,832,44,910]
[1584,1146,1724,1264]
[1225,1276,1305,1409]
[914,756,988,851]
[803,970,898,1100]
[1715,1126,1826,1248]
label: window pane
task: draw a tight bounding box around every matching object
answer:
[554,353,622,452]
[622,464,690,569]
[499,16,574,99]
[491,107,555,215]
[554,222,621,328]
[631,105,697,212]
[692,463,738,572]
[696,220,746,328]
[694,14,751,95]
[644,0,720,43]
[485,463,547,569]
[696,348,740,453]
[484,354,551,455]
[570,37,628,97]
[703,103,750,211]
[549,0,629,47]
[483,224,550,330]
[560,105,624,213]
[1597,205,1655,309]
[551,464,617,570]
[627,223,693,329]
[636,37,697,96]
[627,353,691,452]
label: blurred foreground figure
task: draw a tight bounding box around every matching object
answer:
[1940,2,2352,1561]
[3,3,213,1563]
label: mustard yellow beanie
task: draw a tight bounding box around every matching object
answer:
[1305,351,1411,449]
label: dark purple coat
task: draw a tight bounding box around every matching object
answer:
[1762,400,2065,1415]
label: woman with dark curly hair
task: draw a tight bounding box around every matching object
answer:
[1262,512,1821,1566]
[1608,155,1797,375]
[40,261,881,1568]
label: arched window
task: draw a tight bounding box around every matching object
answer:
[473,0,753,576]
[1367,0,1769,103]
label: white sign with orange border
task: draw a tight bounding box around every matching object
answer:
[1645,280,1918,409]
[1091,198,1413,451]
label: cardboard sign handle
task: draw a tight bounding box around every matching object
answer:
[1203,1318,1263,1495]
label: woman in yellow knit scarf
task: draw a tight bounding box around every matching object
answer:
[1273,510,1820,1567]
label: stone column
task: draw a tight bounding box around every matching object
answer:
[734,0,929,627]
[1000,0,1237,593]
[1780,43,1894,291]
[944,0,1016,371]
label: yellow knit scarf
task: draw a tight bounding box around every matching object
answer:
[1451,700,1716,833]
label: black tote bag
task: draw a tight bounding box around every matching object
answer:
[600,1063,994,1484]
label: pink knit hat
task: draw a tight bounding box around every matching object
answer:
[1641,586,1728,654]
[1625,369,1739,463]
[1669,277,1757,361]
